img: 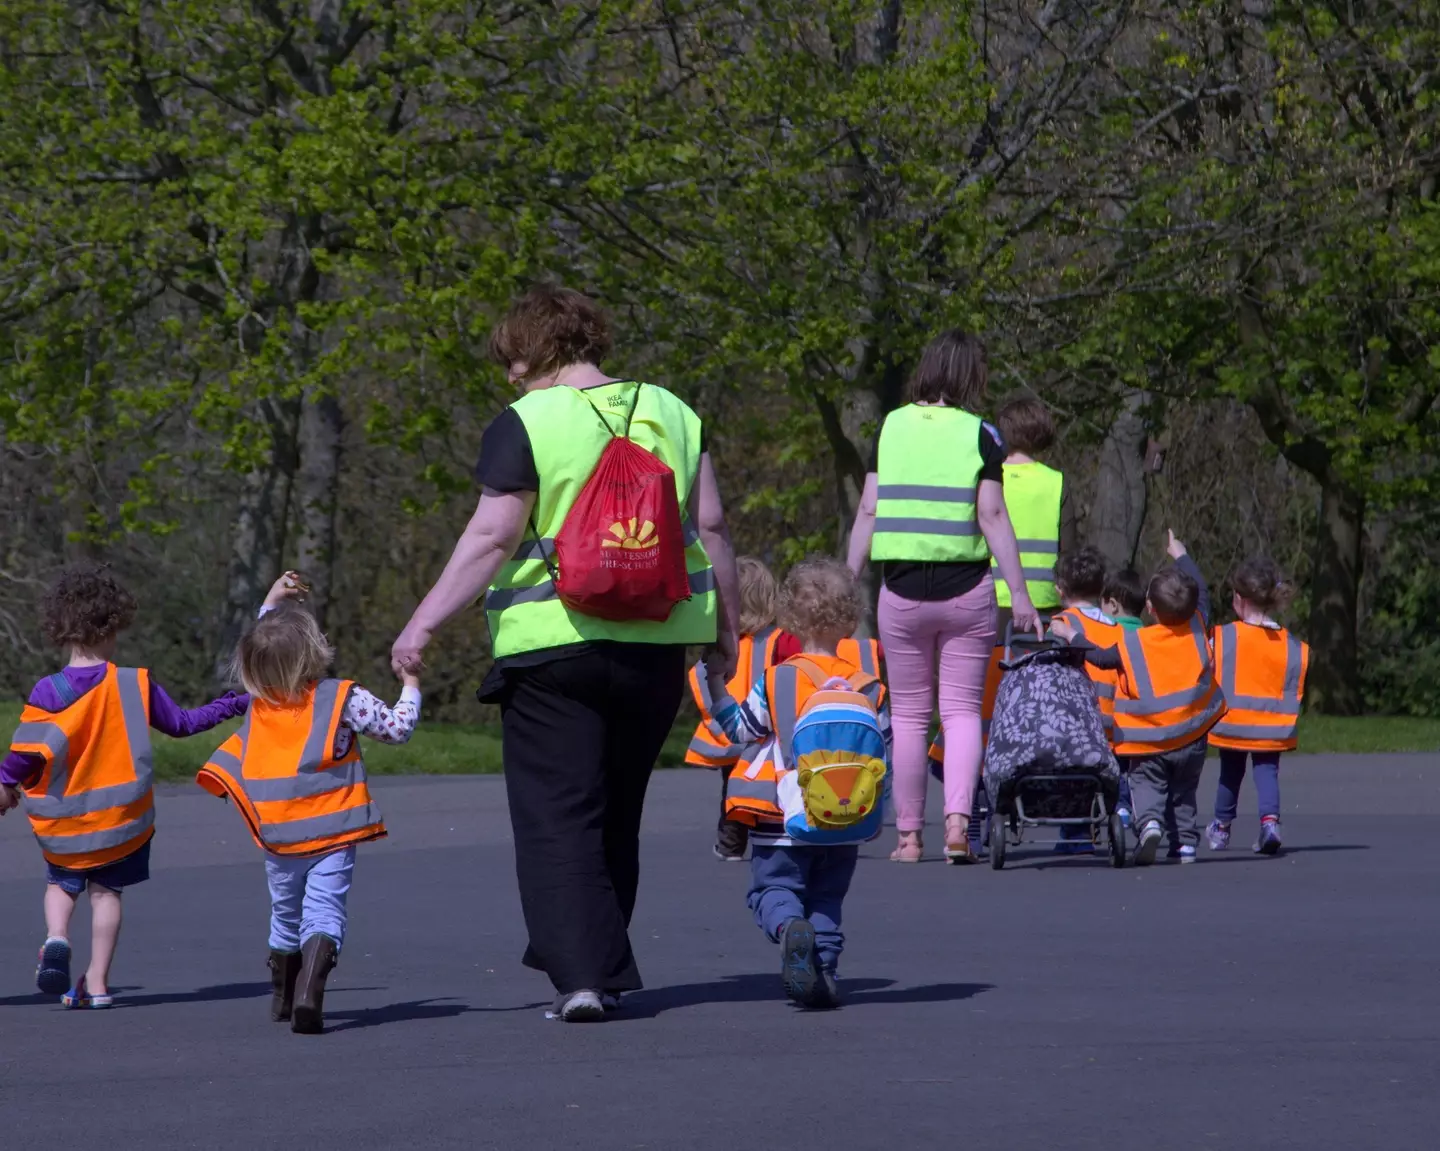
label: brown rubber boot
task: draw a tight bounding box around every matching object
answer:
[268,949,303,1022]
[291,934,338,1035]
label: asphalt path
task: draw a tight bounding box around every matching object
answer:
[1,755,1437,1150]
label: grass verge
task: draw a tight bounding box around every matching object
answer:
[0,702,1432,782]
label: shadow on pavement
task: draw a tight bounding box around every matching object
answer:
[0,981,285,1008]
[845,981,993,1006]
[616,973,992,1018]
[326,997,548,1032]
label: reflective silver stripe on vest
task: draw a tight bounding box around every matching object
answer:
[36,806,155,855]
[11,721,68,765]
[1020,565,1056,582]
[260,800,383,846]
[1093,682,1117,699]
[772,665,799,766]
[1013,539,1060,554]
[299,680,350,773]
[872,517,980,537]
[244,761,367,803]
[1210,722,1294,741]
[687,735,734,759]
[1114,690,1223,744]
[25,668,153,821]
[876,484,977,502]
[486,567,716,612]
[854,642,876,676]
[36,806,155,856]
[725,776,778,804]
[511,537,557,562]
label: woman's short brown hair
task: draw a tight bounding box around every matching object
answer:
[736,556,778,636]
[995,396,1056,455]
[41,564,138,650]
[488,284,613,383]
[906,329,988,408]
[234,606,334,705]
[777,558,862,643]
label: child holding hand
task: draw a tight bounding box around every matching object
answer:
[196,573,420,1034]
[707,559,891,1010]
[1,564,248,1007]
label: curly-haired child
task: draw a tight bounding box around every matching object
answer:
[0,564,248,1007]
[1206,558,1309,855]
[706,558,891,1009]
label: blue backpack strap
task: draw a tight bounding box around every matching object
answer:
[45,671,82,710]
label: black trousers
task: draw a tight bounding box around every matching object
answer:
[498,643,686,995]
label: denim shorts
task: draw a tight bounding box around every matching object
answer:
[46,837,152,895]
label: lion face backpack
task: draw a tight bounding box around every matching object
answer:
[774,658,889,846]
[541,383,692,622]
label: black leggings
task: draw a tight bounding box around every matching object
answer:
[498,643,685,995]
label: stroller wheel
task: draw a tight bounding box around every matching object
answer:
[1108,813,1126,868]
[989,814,1007,870]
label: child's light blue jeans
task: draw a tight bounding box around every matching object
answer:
[265,846,356,953]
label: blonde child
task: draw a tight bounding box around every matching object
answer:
[706,558,891,1009]
[0,564,247,1007]
[686,556,790,862]
[1206,558,1309,855]
[195,573,419,1034]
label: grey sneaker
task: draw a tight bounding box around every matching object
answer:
[546,990,605,1022]
[1255,819,1283,856]
[1176,845,1197,864]
[1133,820,1163,866]
[1206,820,1231,851]
[779,918,821,1007]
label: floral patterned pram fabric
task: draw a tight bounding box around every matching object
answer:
[984,645,1120,795]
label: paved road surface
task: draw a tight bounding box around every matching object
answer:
[2,756,1437,1150]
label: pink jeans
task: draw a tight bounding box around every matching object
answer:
[878,578,998,833]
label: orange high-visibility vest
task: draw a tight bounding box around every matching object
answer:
[723,655,885,830]
[685,627,782,768]
[1057,606,1122,741]
[10,665,156,871]
[836,637,884,679]
[196,678,386,857]
[1112,617,1227,755]
[1209,622,1309,752]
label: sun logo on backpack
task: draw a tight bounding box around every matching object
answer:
[603,518,659,551]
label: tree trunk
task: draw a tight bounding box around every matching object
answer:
[1305,476,1364,715]
[214,401,299,685]
[1090,390,1151,568]
[293,389,343,630]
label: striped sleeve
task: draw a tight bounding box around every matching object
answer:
[711,677,773,745]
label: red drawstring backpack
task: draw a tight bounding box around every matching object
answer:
[539,383,692,622]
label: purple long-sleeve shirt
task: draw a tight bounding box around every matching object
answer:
[2,664,249,788]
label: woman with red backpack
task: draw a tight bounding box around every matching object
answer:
[391,285,741,1023]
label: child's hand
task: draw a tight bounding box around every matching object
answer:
[1166,530,1187,560]
[264,570,310,610]
[1049,617,1077,643]
[399,665,421,691]
[0,784,20,815]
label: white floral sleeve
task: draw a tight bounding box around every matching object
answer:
[342,685,421,745]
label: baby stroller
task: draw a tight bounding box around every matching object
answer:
[984,629,1124,869]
